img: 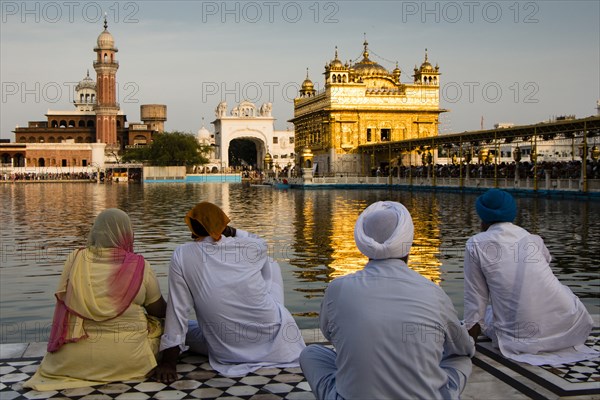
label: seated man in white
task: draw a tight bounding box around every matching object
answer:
[153,202,305,383]
[300,201,475,400]
[464,188,597,365]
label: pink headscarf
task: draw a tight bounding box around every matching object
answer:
[47,209,145,352]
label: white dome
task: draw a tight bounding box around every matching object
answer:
[197,126,211,141]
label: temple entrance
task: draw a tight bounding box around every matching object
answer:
[228,138,259,170]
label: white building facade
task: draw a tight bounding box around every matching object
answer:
[210,101,295,171]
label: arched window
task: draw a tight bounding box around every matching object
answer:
[14,154,25,167]
[48,137,55,143]
[76,136,83,143]
[28,136,36,143]
[104,53,108,62]
[57,136,64,143]
[1,153,10,164]
[85,137,92,143]
[80,94,84,102]
[342,75,347,83]
[78,120,85,127]
[68,120,75,127]
[51,120,58,128]
[59,120,67,128]
[38,158,45,167]
[332,75,337,83]
[19,136,26,142]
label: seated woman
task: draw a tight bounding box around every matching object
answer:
[25,208,166,391]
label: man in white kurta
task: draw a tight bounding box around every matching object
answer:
[154,202,305,382]
[300,201,475,400]
[464,189,596,365]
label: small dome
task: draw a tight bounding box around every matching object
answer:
[197,126,211,140]
[420,61,434,72]
[96,17,115,49]
[97,30,114,49]
[330,58,344,69]
[302,78,314,90]
[301,68,314,90]
[76,71,96,91]
[419,50,435,72]
[329,46,344,69]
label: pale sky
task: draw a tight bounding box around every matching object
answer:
[1,1,599,140]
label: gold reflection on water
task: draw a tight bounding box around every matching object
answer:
[408,198,443,284]
[328,201,367,278]
[297,193,444,285]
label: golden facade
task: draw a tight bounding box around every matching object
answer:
[291,41,445,174]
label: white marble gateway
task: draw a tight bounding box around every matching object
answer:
[210,101,295,171]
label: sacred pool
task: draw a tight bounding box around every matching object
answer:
[1,183,598,343]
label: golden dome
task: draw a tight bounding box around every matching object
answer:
[419,49,434,72]
[352,40,389,76]
[329,46,344,69]
[301,68,314,90]
[302,78,314,90]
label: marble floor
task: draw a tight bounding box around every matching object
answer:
[1,328,599,400]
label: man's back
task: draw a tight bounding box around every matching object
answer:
[321,259,473,400]
[169,235,305,375]
[464,222,592,356]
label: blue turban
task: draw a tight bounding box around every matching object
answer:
[475,189,517,223]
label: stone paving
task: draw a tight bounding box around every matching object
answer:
[1,328,599,400]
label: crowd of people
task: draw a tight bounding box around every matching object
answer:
[1,170,143,183]
[371,159,600,180]
[1,172,98,182]
[23,192,597,399]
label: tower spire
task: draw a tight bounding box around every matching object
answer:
[103,12,108,30]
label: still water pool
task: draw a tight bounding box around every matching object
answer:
[1,183,598,343]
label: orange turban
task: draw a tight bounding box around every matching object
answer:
[184,202,230,241]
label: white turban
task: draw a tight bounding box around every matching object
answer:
[354,201,414,260]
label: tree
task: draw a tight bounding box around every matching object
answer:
[122,131,210,166]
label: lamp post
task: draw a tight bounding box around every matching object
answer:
[531,132,538,191]
[579,140,588,192]
[513,145,521,186]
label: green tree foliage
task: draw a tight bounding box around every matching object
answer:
[122,131,210,166]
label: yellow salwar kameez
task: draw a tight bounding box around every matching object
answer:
[24,209,164,391]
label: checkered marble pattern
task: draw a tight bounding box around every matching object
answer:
[475,329,600,396]
[539,330,600,384]
[0,353,315,400]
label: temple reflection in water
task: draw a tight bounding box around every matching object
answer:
[290,189,444,285]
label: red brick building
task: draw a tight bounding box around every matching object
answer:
[2,17,166,170]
